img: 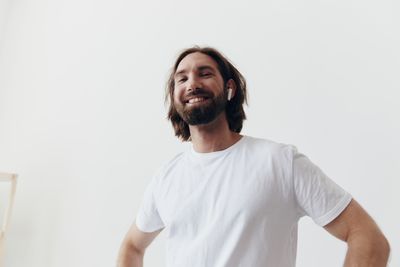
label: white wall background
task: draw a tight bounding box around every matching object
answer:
[0,0,399,266]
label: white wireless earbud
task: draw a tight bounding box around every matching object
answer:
[227,88,233,101]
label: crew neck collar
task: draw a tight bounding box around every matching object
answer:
[189,135,247,160]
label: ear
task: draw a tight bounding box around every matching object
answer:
[226,79,237,99]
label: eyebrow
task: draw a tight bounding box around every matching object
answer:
[174,65,216,78]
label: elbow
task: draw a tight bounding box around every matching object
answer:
[365,232,391,264]
[117,240,144,267]
[369,231,391,262]
[347,230,391,265]
[370,230,390,258]
[378,235,391,260]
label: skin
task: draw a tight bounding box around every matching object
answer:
[117,52,390,267]
[172,52,241,153]
[324,200,390,266]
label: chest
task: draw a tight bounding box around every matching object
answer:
[157,157,294,234]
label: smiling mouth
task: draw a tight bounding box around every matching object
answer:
[186,97,210,104]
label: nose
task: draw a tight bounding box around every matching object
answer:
[187,75,201,92]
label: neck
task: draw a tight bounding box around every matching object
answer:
[188,112,243,153]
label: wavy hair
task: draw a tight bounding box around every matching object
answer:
[165,46,248,141]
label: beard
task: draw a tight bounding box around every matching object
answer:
[175,89,227,126]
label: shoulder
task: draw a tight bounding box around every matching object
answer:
[155,151,186,174]
[151,151,187,183]
[243,135,298,160]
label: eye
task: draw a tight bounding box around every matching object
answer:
[200,72,212,77]
[176,77,187,83]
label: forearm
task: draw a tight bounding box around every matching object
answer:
[344,232,390,267]
[117,241,144,267]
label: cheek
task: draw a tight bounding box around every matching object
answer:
[173,87,182,104]
[173,95,179,105]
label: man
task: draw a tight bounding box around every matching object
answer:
[118,47,390,267]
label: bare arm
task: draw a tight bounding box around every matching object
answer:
[324,199,390,267]
[117,223,162,267]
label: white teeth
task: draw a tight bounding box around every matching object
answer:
[188,97,205,104]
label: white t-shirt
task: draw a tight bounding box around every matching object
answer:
[135,136,352,267]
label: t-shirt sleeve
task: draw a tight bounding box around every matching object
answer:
[135,174,165,233]
[292,147,352,226]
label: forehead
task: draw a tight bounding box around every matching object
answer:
[175,52,219,74]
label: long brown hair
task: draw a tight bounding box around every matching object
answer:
[166,46,248,141]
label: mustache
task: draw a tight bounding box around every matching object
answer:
[184,88,213,99]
